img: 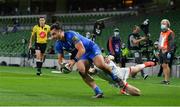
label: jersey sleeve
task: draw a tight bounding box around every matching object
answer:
[168,32,175,52]
[66,32,81,45]
[31,25,37,36]
[55,41,63,54]
[129,35,135,42]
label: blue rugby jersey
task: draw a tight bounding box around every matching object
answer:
[55,30,95,54]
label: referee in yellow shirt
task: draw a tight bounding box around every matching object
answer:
[28,17,50,76]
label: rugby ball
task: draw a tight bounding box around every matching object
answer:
[61,63,72,74]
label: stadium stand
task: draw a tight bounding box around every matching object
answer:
[0,10,179,58]
[96,10,180,56]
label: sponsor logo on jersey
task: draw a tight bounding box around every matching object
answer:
[39,31,46,38]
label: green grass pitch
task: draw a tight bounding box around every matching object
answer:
[0,66,180,106]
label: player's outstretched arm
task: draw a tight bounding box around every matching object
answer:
[68,42,86,69]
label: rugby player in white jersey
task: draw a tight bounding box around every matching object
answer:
[89,55,155,96]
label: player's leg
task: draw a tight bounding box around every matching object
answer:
[93,55,118,80]
[35,43,42,75]
[159,52,170,84]
[94,67,116,85]
[36,50,42,75]
[130,61,155,76]
[36,44,46,76]
[90,44,114,76]
[123,83,141,96]
[132,51,149,79]
[162,63,170,83]
[78,42,124,94]
[41,53,46,63]
[93,66,140,96]
[76,60,103,98]
[40,44,47,63]
[90,43,125,88]
[157,65,163,77]
[93,55,112,74]
[93,54,125,88]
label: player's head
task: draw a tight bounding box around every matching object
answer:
[39,17,46,27]
[114,28,120,37]
[50,22,63,40]
[121,43,126,49]
[161,19,170,31]
[133,25,141,34]
[154,41,159,48]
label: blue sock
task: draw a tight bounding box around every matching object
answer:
[110,66,118,81]
[110,73,117,81]
[94,86,103,95]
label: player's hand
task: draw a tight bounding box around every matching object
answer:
[140,36,146,41]
[167,52,171,59]
[161,48,168,53]
[67,60,75,69]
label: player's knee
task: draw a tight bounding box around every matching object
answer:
[77,67,85,73]
[95,62,105,70]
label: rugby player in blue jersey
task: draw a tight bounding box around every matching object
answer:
[50,23,125,98]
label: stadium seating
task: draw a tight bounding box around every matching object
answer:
[0,10,179,57]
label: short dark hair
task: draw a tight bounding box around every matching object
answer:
[39,16,45,19]
[50,22,63,31]
[39,16,46,20]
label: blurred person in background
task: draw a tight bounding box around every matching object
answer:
[85,32,96,42]
[107,28,122,66]
[152,41,163,77]
[152,41,160,63]
[127,25,148,79]
[158,19,175,85]
[48,45,55,54]
[93,20,105,37]
[169,0,176,10]
[121,43,129,67]
[85,32,91,39]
